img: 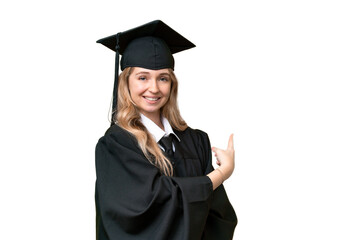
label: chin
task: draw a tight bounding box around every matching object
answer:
[141,107,161,114]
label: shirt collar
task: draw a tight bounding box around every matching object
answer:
[140,113,180,143]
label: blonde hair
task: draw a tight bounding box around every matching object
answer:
[115,67,187,176]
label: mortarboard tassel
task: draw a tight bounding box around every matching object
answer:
[111,33,121,126]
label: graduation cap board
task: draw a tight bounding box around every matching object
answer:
[96,20,195,125]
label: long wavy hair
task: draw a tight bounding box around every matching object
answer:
[115,67,188,176]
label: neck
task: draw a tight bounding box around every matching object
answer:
[142,111,164,131]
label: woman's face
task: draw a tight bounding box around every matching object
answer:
[128,67,171,119]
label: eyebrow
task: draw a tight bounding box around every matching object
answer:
[135,71,150,75]
[159,73,170,76]
[135,71,170,76]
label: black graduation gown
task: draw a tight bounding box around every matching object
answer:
[95,124,237,240]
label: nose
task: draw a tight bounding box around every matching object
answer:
[148,78,159,93]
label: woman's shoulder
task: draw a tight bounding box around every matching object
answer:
[188,127,208,138]
[104,123,128,136]
[176,126,210,145]
[97,124,138,149]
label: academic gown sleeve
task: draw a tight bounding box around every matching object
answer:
[95,126,214,240]
[195,130,237,240]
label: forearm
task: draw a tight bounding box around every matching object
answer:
[207,168,226,190]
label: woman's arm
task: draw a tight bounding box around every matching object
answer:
[207,134,235,190]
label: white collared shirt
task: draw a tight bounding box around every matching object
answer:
[140,113,180,151]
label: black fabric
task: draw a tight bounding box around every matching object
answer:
[95,125,237,240]
[120,36,174,71]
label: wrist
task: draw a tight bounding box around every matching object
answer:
[218,166,232,180]
[215,168,226,183]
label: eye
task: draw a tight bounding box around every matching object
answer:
[159,76,169,82]
[139,76,146,81]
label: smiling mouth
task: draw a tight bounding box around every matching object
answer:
[143,96,161,101]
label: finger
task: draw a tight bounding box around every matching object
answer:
[212,147,218,153]
[227,133,234,150]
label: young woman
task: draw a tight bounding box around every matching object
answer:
[95,20,237,240]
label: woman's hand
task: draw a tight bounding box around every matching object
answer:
[212,134,235,181]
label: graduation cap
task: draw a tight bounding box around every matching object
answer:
[97,20,195,125]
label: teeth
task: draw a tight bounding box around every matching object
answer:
[145,97,159,101]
